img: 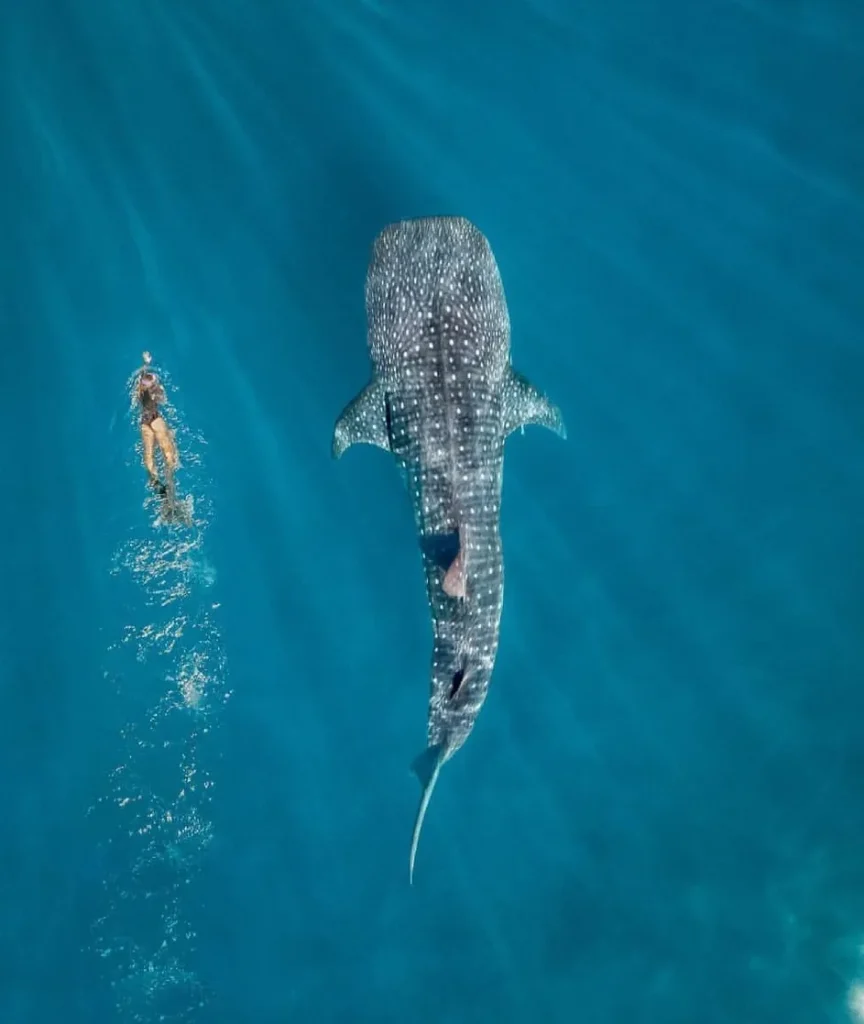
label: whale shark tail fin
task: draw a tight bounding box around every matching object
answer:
[409,743,445,885]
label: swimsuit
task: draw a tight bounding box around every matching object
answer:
[139,378,165,427]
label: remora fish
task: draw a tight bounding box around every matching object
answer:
[332,216,565,882]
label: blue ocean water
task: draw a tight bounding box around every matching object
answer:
[2,0,863,1020]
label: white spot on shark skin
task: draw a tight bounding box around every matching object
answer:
[332,216,566,881]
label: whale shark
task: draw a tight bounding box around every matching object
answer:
[332,216,566,882]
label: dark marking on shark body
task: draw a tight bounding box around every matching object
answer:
[449,666,466,699]
[332,216,566,882]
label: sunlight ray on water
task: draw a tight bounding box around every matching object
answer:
[87,363,230,1023]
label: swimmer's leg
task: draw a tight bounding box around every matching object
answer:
[141,424,161,489]
[151,417,189,522]
[151,417,178,474]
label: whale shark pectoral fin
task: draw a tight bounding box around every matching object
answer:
[409,743,445,885]
[503,368,567,441]
[332,380,391,459]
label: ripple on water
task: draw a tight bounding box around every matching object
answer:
[89,370,229,1022]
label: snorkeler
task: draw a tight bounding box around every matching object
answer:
[133,351,189,523]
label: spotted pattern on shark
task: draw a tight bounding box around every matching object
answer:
[333,216,566,882]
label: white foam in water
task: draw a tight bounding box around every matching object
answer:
[89,364,231,1021]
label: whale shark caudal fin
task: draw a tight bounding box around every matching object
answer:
[409,743,445,885]
[502,368,567,440]
[332,380,391,459]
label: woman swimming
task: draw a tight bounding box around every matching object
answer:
[134,351,179,499]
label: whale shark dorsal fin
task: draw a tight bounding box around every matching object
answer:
[503,369,567,440]
[409,743,445,884]
[332,379,391,459]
